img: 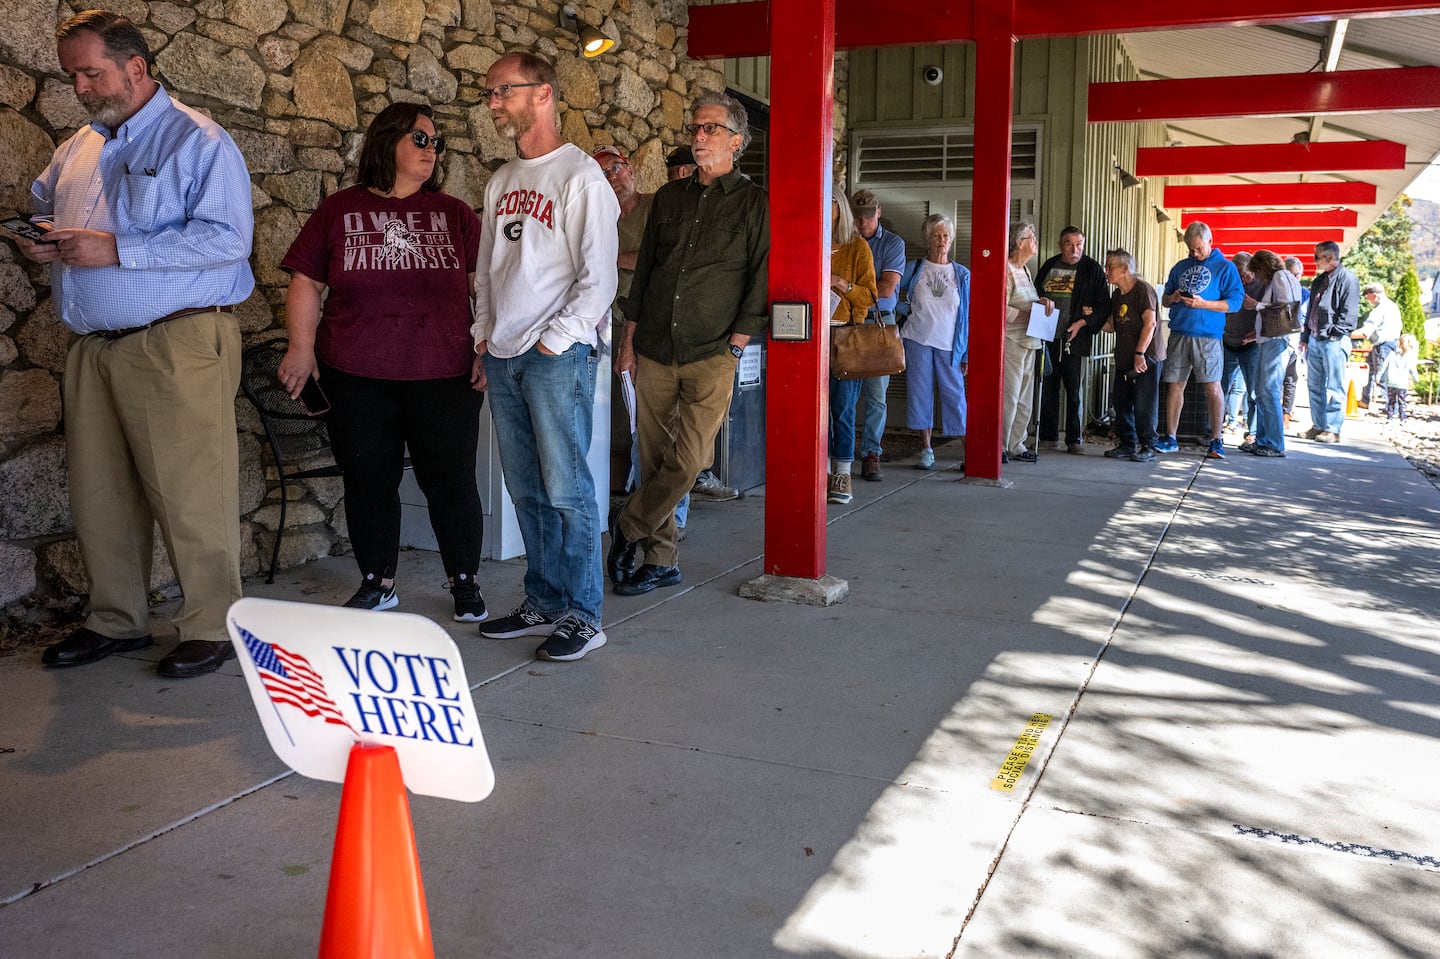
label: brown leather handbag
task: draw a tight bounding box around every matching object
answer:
[1259,301,1301,338]
[830,319,905,380]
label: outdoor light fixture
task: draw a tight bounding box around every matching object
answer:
[1115,164,1142,189]
[1154,205,1171,223]
[560,4,617,57]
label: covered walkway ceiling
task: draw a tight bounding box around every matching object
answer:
[1112,12,1440,256]
[691,2,1440,260]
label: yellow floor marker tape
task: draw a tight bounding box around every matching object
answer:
[989,712,1053,791]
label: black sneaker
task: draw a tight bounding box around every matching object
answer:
[343,581,398,611]
[1129,447,1157,462]
[536,615,607,661]
[449,576,488,623]
[480,604,557,639]
[1104,445,1136,459]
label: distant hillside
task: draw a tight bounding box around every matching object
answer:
[1410,196,1440,280]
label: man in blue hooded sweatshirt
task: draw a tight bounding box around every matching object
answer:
[1157,221,1245,458]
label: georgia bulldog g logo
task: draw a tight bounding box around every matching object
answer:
[503,220,523,241]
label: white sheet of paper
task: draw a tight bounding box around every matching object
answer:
[1026,302,1057,341]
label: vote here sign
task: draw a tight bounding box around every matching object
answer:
[226,597,495,803]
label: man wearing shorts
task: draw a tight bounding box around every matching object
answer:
[1157,221,1244,458]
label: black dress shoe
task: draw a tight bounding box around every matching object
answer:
[606,522,639,585]
[157,640,234,678]
[41,627,153,667]
[613,564,682,596]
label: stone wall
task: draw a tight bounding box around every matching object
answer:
[0,0,731,621]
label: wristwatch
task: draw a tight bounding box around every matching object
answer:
[729,344,744,359]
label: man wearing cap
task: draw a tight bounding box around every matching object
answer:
[851,189,907,481]
[608,92,769,596]
[1351,283,1401,410]
[666,146,695,182]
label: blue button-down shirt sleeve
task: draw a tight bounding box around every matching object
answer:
[31,86,255,333]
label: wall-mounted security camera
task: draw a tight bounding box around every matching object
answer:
[923,65,943,86]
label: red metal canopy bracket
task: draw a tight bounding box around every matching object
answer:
[1092,67,1440,123]
[1183,209,1359,228]
[1212,228,1346,244]
[1166,182,1377,208]
[1137,141,1404,176]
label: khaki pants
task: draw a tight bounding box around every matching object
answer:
[617,351,736,567]
[1002,331,1038,454]
[64,312,242,644]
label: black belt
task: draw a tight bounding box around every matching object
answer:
[91,305,234,340]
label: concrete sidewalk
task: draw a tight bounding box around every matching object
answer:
[2,415,1437,959]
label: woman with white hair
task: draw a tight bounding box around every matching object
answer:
[896,213,971,469]
[1002,222,1053,463]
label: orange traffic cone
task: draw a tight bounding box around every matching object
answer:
[1345,377,1359,417]
[318,743,435,959]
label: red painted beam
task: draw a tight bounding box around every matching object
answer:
[762,0,834,579]
[688,1,1440,56]
[1013,1,1440,38]
[1136,141,1405,177]
[1212,228,1346,244]
[1092,67,1440,123]
[1166,182,1377,208]
[1182,210,1359,228]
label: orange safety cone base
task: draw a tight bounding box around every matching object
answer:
[318,743,435,959]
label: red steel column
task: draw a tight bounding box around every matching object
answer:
[764,0,834,578]
[966,11,1015,481]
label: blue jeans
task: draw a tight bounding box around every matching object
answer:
[1254,338,1288,452]
[1222,344,1259,435]
[1363,339,1396,405]
[483,344,603,626]
[1306,337,1349,434]
[859,374,889,457]
[829,376,863,460]
[1112,359,1162,449]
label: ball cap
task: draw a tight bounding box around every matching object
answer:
[592,145,628,164]
[851,189,879,214]
[665,146,695,168]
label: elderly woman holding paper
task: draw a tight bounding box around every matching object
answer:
[1002,221,1054,463]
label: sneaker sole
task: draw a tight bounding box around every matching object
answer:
[453,610,490,623]
[537,629,607,662]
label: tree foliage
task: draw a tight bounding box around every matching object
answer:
[1394,267,1427,341]
[1348,196,1416,296]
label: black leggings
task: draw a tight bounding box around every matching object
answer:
[320,363,484,581]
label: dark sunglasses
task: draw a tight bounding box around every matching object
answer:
[409,130,446,153]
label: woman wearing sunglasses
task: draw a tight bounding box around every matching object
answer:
[277,102,489,621]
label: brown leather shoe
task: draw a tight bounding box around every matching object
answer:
[861,452,883,482]
[157,640,234,678]
[41,627,152,667]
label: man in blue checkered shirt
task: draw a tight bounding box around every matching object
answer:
[15,10,255,679]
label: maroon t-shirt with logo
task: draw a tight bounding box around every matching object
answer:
[281,185,481,380]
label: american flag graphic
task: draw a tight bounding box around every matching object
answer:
[236,625,356,735]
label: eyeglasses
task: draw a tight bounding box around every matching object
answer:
[600,162,628,178]
[409,130,446,153]
[480,82,542,100]
[685,121,738,137]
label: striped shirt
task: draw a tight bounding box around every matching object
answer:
[31,85,255,334]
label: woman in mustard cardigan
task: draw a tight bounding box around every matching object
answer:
[827,187,879,504]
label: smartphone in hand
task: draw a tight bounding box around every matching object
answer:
[298,377,330,416]
[3,217,55,244]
